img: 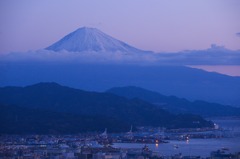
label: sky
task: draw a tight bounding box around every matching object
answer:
[0,0,240,54]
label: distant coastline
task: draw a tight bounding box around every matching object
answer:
[188,65,240,77]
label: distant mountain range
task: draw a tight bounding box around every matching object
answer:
[1,64,239,106]
[0,82,213,134]
[107,86,240,117]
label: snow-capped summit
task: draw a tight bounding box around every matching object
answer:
[46,27,148,53]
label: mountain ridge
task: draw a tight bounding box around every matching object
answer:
[107,86,240,117]
[1,64,239,106]
[0,82,213,130]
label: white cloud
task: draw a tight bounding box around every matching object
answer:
[0,49,157,65]
[1,45,240,65]
[155,44,240,65]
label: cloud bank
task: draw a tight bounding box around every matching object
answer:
[1,45,240,65]
[155,44,240,65]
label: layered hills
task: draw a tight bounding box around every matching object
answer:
[1,64,239,106]
[107,86,240,117]
[0,27,239,134]
[0,83,213,134]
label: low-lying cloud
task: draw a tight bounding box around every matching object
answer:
[1,45,240,65]
[155,45,240,65]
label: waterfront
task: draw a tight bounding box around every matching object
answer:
[114,137,240,157]
[0,118,240,158]
[114,117,240,157]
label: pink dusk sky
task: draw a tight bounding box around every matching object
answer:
[0,0,240,54]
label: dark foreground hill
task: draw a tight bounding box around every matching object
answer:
[107,86,240,117]
[0,83,213,134]
[0,104,129,134]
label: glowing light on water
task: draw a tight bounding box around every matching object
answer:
[186,137,190,144]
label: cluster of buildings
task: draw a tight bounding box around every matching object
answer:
[0,133,239,159]
[0,136,156,159]
[0,126,239,159]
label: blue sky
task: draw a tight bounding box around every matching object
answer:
[0,0,240,54]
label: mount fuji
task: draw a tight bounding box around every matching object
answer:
[46,27,150,53]
[2,27,239,65]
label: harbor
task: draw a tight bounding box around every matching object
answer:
[1,118,240,158]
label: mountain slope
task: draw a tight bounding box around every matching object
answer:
[0,104,129,134]
[0,83,213,129]
[46,27,149,53]
[107,86,240,117]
